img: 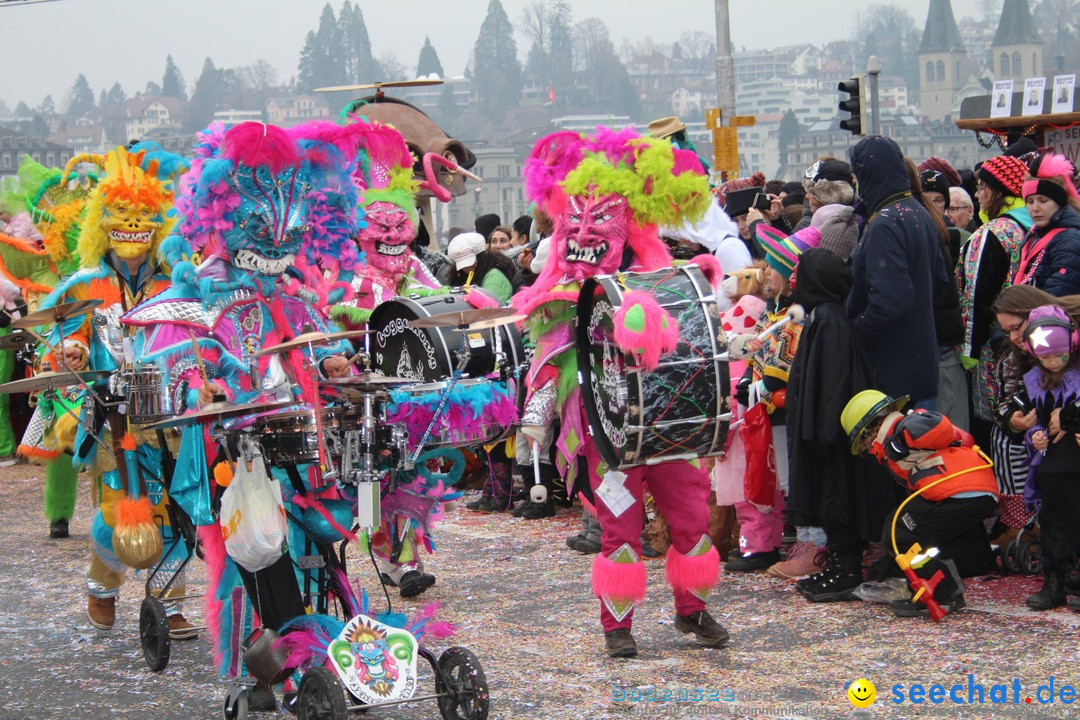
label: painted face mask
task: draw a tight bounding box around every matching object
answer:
[357,200,413,277]
[225,163,311,280]
[556,192,630,279]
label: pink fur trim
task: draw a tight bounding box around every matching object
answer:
[625,222,673,272]
[687,254,723,289]
[672,148,706,176]
[464,288,500,309]
[665,543,720,594]
[613,289,680,371]
[523,131,585,210]
[222,122,299,175]
[591,553,647,603]
[1035,154,1080,200]
[198,525,228,669]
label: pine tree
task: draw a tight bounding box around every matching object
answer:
[39,95,56,115]
[778,109,800,166]
[106,83,127,110]
[472,0,522,115]
[162,55,188,102]
[67,74,95,119]
[548,1,574,107]
[14,101,31,117]
[340,1,376,83]
[297,4,349,91]
[186,57,223,132]
[417,37,445,78]
[298,31,319,91]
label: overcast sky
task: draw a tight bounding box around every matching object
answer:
[1,0,990,109]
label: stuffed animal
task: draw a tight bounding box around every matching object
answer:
[720,262,767,300]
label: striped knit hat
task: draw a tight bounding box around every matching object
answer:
[757,224,808,279]
[977,155,1028,197]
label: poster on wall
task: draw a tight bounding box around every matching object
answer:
[991,80,1014,118]
[1052,74,1076,114]
[1023,77,1046,116]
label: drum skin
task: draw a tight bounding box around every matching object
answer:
[577,266,730,469]
[368,293,524,382]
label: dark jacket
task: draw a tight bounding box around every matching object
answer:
[846,136,944,401]
[1028,205,1080,297]
[786,249,893,537]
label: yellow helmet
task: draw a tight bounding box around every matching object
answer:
[841,390,909,455]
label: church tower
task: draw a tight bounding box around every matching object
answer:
[918,0,966,121]
[991,0,1043,83]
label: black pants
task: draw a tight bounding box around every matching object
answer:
[1037,469,1080,570]
[886,494,997,578]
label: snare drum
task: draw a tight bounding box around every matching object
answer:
[120,366,173,424]
[368,293,525,382]
[576,265,730,469]
[385,377,519,451]
[249,408,320,466]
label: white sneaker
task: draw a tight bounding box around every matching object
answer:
[0,456,16,468]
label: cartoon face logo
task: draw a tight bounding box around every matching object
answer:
[226,165,311,279]
[358,201,413,277]
[556,192,629,279]
[329,614,418,705]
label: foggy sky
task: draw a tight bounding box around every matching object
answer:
[1,0,990,110]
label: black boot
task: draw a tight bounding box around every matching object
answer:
[799,552,862,602]
[521,464,558,520]
[1027,569,1067,610]
[465,457,514,513]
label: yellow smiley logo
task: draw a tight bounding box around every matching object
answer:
[848,678,876,708]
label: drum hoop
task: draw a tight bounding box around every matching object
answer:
[576,275,625,469]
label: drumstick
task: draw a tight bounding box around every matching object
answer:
[530,444,548,503]
[753,304,805,343]
[187,329,213,390]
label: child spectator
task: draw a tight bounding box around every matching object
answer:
[1019,305,1080,610]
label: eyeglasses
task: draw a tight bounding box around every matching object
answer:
[804,160,821,180]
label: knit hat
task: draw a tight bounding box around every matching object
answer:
[756,225,808,279]
[474,213,501,241]
[1023,153,1080,208]
[916,157,962,187]
[919,169,951,209]
[812,204,859,262]
[807,178,855,206]
[806,159,853,185]
[447,231,487,270]
[1003,137,1039,159]
[713,171,767,215]
[1024,305,1076,357]
[977,155,1028,197]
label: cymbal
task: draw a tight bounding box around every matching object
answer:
[0,332,33,351]
[0,369,111,395]
[314,78,444,93]
[11,298,103,329]
[466,313,526,330]
[321,373,414,388]
[410,307,516,329]
[142,399,298,431]
[251,330,369,358]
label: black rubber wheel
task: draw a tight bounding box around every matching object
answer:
[222,690,248,720]
[1019,540,1043,575]
[436,647,490,720]
[1003,539,1022,574]
[140,596,171,672]
[297,667,346,720]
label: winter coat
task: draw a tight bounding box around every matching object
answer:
[846,136,946,401]
[1025,205,1080,297]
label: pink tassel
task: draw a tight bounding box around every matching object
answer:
[613,290,679,371]
[687,254,723,289]
[591,553,647,603]
[464,288,500,309]
[290,493,358,543]
[222,122,299,175]
[198,526,227,668]
[665,543,720,594]
[1036,153,1080,200]
[425,621,456,638]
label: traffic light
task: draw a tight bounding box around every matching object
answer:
[838,75,867,136]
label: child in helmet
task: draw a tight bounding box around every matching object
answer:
[841,390,999,617]
[1019,305,1080,611]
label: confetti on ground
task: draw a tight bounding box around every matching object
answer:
[1,465,1078,719]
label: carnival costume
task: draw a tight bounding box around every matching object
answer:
[514,128,727,656]
[0,155,96,534]
[29,144,190,630]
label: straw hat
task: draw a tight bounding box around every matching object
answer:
[647,116,687,139]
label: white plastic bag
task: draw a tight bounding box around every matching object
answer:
[220,457,287,572]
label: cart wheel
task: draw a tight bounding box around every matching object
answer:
[1019,540,1043,575]
[297,667,346,720]
[1003,539,1022,574]
[140,596,171,672]
[436,647,490,720]
[222,690,248,720]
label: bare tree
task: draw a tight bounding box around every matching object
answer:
[678,31,714,72]
[374,51,408,82]
[238,59,279,120]
[519,1,547,49]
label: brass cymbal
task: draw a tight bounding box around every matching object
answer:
[0,369,111,395]
[321,373,414,388]
[11,298,103,329]
[409,307,516,329]
[0,332,33,351]
[251,330,369,358]
[314,78,444,93]
[141,399,298,431]
[465,313,526,330]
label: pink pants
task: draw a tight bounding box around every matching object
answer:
[586,443,713,632]
[734,486,785,554]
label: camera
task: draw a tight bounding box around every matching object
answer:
[994,394,1032,427]
[752,192,772,212]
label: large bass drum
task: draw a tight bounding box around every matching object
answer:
[368,292,524,382]
[577,265,730,469]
